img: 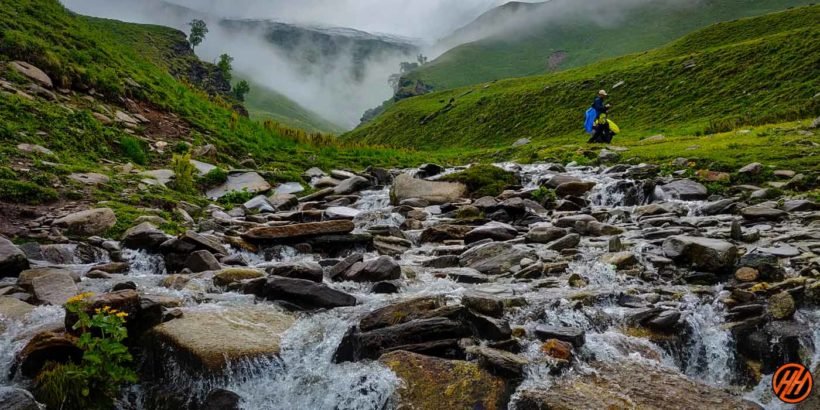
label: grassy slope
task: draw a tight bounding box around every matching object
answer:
[241,79,344,134]
[346,5,820,173]
[0,0,454,236]
[412,0,813,90]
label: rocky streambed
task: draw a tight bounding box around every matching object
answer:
[1,161,819,409]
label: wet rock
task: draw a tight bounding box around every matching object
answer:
[0,297,35,324]
[266,261,324,283]
[555,181,596,197]
[660,179,708,200]
[0,237,29,278]
[334,318,470,362]
[184,250,221,273]
[206,172,272,200]
[16,331,82,379]
[342,256,401,282]
[647,310,681,330]
[52,208,116,236]
[32,272,78,305]
[463,293,505,318]
[466,345,528,378]
[525,226,568,244]
[782,199,817,212]
[213,268,265,287]
[359,297,445,331]
[144,307,294,373]
[422,255,460,268]
[554,214,597,228]
[768,291,795,320]
[327,253,363,280]
[735,267,760,282]
[598,149,620,163]
[202,388,241,410]
[17,268,76,290]
[541,338,573,361]
[701,198,738,215]
[262,277,356,309]
[379,351,508,410]
[390,174,467,205]
[0,387,39,410]
[543,175,581,188]
[420,224,472,243]
[601,252,638,270]
[371,281,400,294]
[333,176,370,195]
[741,206,787,221]
[460,242,537,275]
[515,361,761,410]
[373,236,412,256]
[122,222,171,251]
[324,206,361,220]
[586,221,624,236]
[243,220,354,242]
[465,222,518,244]
[464,310,512,340]
[662,236,738,273]
[534,325,585,347]
[546,234,580,251]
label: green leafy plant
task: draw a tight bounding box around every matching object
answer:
[120,136,148,165]
[188,19,208,51]
[170,153,197,194]
[233,80,250,101]
[530,186,557,207]
[172,141,191,154]
[199,167,228,188]
[218,188,255,206]
[35,293,137,410]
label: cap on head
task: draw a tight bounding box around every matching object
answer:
[598,90,608,96]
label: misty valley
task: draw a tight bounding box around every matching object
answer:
[0,1,818,409]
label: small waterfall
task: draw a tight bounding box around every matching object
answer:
[680,291,736,387]
[0,305,65,383]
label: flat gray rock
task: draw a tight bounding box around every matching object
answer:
[207,172,272,200]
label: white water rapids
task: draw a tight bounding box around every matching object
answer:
[1,163,817,409]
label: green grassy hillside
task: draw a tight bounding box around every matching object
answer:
[412,0,813,91]
[346,5,820,165]
[241,79,344,134]
[0,0,447,234]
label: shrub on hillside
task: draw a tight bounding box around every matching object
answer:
[440,164,519,198]
[170,154,197,194]
[120,136,147,165]
[199,167,228,188]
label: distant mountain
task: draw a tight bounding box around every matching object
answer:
[61,0,420,130]
[409,0,815,91]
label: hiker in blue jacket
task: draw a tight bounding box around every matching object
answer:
[592,89,610,117]
[586,89,615,143]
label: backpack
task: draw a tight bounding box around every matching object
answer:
[584,108,597,134]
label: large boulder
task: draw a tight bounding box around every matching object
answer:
[334,317,470,362]
[144,306,294,373]
[460,242,537,275]
[261,277,357,309]
[184,250,221,273]
[206,172,272,200]
[265,261,324,283]
[9,61,52,88]
[52,208,116,236]
[32,272,78,305]
[16,331,82,378]
[358,297,445,331]
[515,361,760,410]
[121,222,171,251]
[341,256,401,282]
[242,220,354,242]
[660,179,708,201]
[213,268,265,287]
[0,237,29,278]
[662,236,738,273]
[379,351,509,410]
[741,206,787,221]
[390,174,467,205]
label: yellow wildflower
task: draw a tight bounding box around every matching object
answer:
[102,306,111,313]
[95,308,102,314]
[66,292,94,304]
[115,312,128,318]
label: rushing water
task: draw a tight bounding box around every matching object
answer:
[2,162,818,409]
